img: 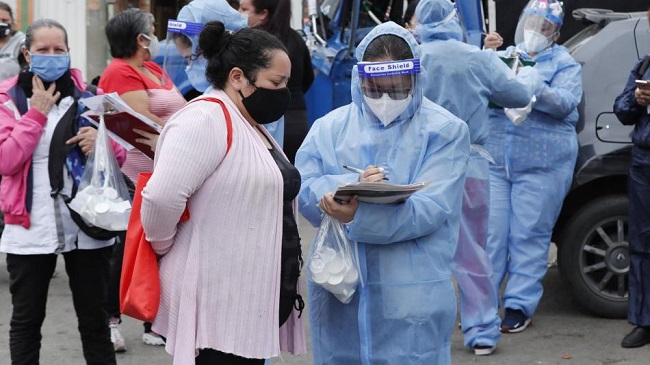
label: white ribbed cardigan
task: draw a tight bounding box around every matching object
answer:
[141,90,304,364]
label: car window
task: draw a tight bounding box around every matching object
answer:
[565,24,602,54]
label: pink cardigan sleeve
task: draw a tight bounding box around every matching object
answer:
[0,103,47,176]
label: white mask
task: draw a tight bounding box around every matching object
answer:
[523,30,550,53]
[363,93,412,127]
[142,34,160,60]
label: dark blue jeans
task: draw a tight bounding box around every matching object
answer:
[628,148,650,327]
[6,247,116,365]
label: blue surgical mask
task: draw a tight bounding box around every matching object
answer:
[185,56,210,92]
[29,53,70,82]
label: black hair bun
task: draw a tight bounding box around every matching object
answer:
[198,21,231,59]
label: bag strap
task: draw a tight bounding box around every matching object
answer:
[188,97,233,154]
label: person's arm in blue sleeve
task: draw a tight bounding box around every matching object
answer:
[297,122,359,227]
[481,50,538,108]
[532,55,582,118]
[263,116,284,148]
[346,120,469,244]
[614,60,644,126]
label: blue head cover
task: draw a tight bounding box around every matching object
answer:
[177,0,247,54]
[413,0,463,43]
[522,0,564,27]
[352,21,426,125]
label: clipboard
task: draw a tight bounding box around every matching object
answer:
[81,92,162,160]
[86,112,160,159]
[334,182,428,204]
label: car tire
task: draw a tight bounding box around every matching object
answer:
[558,194,629,319]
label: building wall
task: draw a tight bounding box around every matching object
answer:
[27,0,109,82]
[33,0,88,78]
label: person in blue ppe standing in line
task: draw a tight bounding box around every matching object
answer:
[296,22,469,364]
[482,0,582,333]
[412,0,541,355]
[614,6,650,349]
[169,0,285,146]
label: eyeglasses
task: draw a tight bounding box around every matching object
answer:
[361,86,412,100]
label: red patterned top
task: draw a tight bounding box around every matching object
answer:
[99,58,187,182]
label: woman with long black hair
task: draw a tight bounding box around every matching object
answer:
[239,0,314,164]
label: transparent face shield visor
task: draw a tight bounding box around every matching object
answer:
[514,2,562,53]
[163,20,205,90]
[357,58,420,126]
[450,2,471,44]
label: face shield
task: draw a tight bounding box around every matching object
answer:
[357,58,420,127]
[163,20,209,92]
[452,2,472,44]
[514,0,563,54]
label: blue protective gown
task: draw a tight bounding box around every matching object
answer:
[176,0,284,146]
[484,44,582,318]
[296,23,469,365]
[614,58,650,327]
[415,1,540,348]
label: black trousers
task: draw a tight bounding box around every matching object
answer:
[105,233,124,319]
[195,349,264,365]
[6,247,116,365]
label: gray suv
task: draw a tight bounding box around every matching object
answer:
[554,8,648,318]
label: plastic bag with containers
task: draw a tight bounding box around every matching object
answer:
[68,115,132,231]
[308,214,362,304]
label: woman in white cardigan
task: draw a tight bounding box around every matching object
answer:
[141,21,305,365]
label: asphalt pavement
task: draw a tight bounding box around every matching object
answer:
[1,216,649,364]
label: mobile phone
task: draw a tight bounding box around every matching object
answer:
[636,80,649,86]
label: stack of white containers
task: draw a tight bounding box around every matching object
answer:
[309,228,360,304]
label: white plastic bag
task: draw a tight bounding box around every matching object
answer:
[308,214,361,304]
[505,95,536,125]
[68,115,131,231]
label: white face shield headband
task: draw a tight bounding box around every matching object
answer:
[164,20,205,90]
[357,58,420,127]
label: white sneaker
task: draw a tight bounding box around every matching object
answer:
[142,331,165,346]
[109,322,127,353]
[474,345,496,356]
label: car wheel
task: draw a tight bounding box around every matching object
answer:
[558,195,628,319]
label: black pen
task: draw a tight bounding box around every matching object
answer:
[343,165,389,180]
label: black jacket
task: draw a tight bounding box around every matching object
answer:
[284,29,314,111]
[614,56,650,149]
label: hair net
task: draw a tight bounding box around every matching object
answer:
[514,0,564,53]
[415,0,454,25]
[413,0,463,43]
[177,0,247,52]
[522,0,564,27]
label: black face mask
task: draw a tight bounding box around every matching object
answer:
[238,84,291,125]
[0,23,11,39]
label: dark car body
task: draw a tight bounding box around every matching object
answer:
[553,8,648,318]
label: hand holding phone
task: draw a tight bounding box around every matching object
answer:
[636,80,649,88]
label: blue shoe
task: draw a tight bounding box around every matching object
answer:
[501,308,531,333]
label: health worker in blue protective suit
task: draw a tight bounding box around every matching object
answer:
[482,0,582,333]
[296,22,469,365]
[614,8,650,349]
[412,0,541,354]
[167,0,284,146]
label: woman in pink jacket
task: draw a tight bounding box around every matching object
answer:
[141,21,305,364]
[0,19,125,365]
